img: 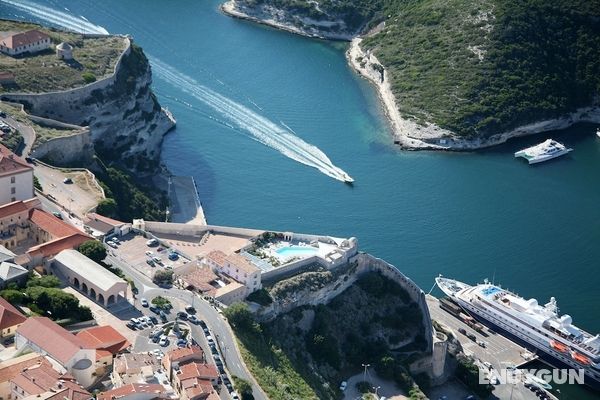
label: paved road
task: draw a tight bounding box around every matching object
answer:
[106,253,267,400]
[1,115,35,157]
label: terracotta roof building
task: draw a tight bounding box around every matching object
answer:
[172,361,219,400]
[162,346,205,379]
[83,213,129,238]
[76,325,130,362]
[0,296,26,338]
[15,317,97,388]
[0,29,51,56]
[0,144,34,206]
[111,353,163,387]
[97,383,171,400]
[0,353,47,399]
[10,361,90,400]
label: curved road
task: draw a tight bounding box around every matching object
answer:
[106,253,267,400]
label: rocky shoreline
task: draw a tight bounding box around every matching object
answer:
[222,0,600,151]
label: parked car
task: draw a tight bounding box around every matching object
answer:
[159,336,169,347]
[152,335,160,343]
[111,237,120,244]
[146,259,155,267]
[199,320,207,328]
[159,311,167,322]
[458,328,467,335]
[52,212,63,219]
[149,316,158,325]
[206,335,214,344]
[185,305,196,314]
[146,239,158,247]
[188,315,199,324]
[478,340,486,348]
[149,305,160,313]
[467,333,477,341]
[145,251,153,256]
[168,252,179,261]
[177,311,188,320]
[151,328,162,338]
[141,298,149,307]
[339,381,347,391]
[126,321,136,330]
[0,111,7,117]
[177,339,188,347]
[63,177,73,184]
[231,393,240,400]
[106,241,117,249]
[157,247,165,252]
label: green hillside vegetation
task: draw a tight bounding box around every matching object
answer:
[225,272,429,400]
[0,20,127,93]
[238,0,600,137]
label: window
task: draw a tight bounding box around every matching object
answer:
[11,187,15,194]
[10,177,15,183]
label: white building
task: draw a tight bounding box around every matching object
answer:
[0,144,34,205]
[203,251,261,293]
[51,249,129,306]
[0,30,51,56]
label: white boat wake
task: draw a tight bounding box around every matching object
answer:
[150,58,352,182]
[0,0,353,182]
[0,0,109,35]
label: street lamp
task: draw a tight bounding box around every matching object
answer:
[373,386,380,398]
[361,363,370,383]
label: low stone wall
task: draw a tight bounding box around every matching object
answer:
[139,220,265,241]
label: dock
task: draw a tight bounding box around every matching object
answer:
[426,295,560,400]
[167,175,206,224]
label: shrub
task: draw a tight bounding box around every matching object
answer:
[82,72,96,83]
[152,269,173,286]
[246,288,273,306]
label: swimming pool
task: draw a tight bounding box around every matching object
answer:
[275,245,318,258]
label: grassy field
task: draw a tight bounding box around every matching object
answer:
[0,20,127,93]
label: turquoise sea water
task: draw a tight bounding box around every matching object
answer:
[2,1,599,397]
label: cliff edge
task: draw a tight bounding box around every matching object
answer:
[1,34,175,172]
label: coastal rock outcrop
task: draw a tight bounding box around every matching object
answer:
[2,37,175,172]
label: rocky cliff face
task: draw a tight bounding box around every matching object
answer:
[1,40,175,173]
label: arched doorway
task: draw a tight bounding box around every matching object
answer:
[98,293,105,304]
[107,295,115,305]
[82,283,88,294]
[73,277,80,289]
[90,288,97,301]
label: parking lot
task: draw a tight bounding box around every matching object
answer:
[108,233,190,279]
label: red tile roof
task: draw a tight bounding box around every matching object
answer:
[0,354,48,385]
[178,361,219,381]
[0,144,32,178]
[16,317,87,364]
[204,250,227,267]
[0,200,29,219]
[85,213,126,228]
[76,325,130,356]
[10,361,90,400]
[27,233,91,258]
[29,208,82,238]
[0,296,26,330]
[0,29,50,50]
[165,345,204,364]
[97,383,168,400]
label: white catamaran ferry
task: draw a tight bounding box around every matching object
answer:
[435,276,600,389]
[514,139,572,164]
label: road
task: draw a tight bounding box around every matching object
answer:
[106,253,267,400]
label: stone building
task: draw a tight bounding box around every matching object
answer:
[56,42,73,60]
[0,29,51,57]
[0,144,34,205]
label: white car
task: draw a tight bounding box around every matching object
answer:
[106,241,117,249]
[141,298,149,307]
[339,381,347,391]
[146,239,158,247]
[159,336,169,347]
[145,251,153,256]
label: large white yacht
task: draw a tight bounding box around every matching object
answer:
[435,276,600,389]
[514,139,572,164]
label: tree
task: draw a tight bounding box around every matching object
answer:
[223,302,255,331]
[96,198,118,218]
[78,240,107,264]
[151,296,171,309]
[152,270,173,286]
[26,275,61,288]
[232,376,254,400]
[0,289,24,305]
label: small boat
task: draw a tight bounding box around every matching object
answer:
[515,139,572,164]
[571,350,592,365]
[525,373,553,390]
[596,128,600,139]
[550,340,569,354]
[341,172,354,184]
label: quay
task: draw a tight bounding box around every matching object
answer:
[167,175,207,224]
[427,295,559,400]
